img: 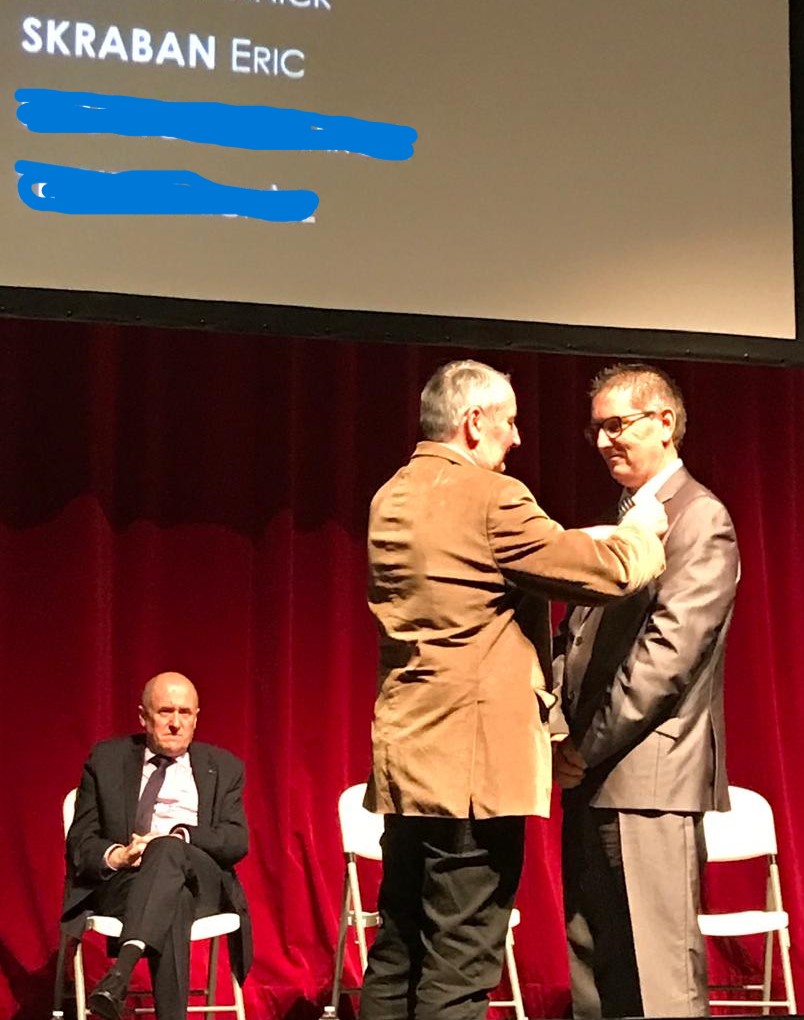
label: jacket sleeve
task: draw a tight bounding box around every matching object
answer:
[66,751,119,885]
[184,757,249,868]
[548,609,573,739]
[487,477,665,604]
[577,495,739,768]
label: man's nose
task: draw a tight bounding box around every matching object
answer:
[168,712,181,729]
[511,425,522,448]
[596,429,613,450]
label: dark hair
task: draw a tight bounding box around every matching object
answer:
[590,362,686,448]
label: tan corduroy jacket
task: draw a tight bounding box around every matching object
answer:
[364,442,665,820]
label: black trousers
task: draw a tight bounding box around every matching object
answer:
[359,813,526,1020]
[92,837,224,1020]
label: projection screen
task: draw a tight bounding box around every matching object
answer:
[0,0,799,362]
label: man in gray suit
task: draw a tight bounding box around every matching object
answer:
[552,363,740,1018]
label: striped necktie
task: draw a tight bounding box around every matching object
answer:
[617,493,635,522]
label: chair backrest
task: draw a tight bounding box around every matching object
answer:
[338,783,384,861]
[702,785,778,862]
[63,788,78,838]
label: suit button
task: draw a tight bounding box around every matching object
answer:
[574,635,584,646]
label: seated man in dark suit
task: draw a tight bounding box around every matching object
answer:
[62,671,252,1020]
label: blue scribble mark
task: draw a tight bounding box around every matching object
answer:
[15,160,319,221]
[16,89,418,161]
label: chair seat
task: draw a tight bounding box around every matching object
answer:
[85,912,241,941]
[85,915,123,938]
[698,909,789,937]
[190,913,241,940]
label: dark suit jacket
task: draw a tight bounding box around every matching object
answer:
[62,735,252,982]
[552,467,739,812]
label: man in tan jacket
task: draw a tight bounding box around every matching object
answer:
[360,360,667,1020]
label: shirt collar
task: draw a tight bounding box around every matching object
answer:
[144,749,189,767]
[627,457,683,501]
[422,440,476,466]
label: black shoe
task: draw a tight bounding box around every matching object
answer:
[88,966,129,1020]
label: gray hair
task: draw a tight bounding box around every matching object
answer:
[590,362,687,448]
[420,360,512,441]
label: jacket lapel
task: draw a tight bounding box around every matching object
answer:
[190,744,218,825]
[569,467,693,737]
[124,738,145,837]
[571,586,654,738]
[656,465,690,516]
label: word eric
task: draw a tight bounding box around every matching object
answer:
[21,19,305,77]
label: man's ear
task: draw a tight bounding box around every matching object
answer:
[659,408,676,443]
[465,406,483,446]
[138,704,146,728]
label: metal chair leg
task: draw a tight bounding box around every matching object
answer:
[505,926,527,1020]
[51,931,71,1020]
[347,858,368,973]
[779,927,798,1014]
[232,970,246,1020]
[205,935,221,1016]
[74,940,87,1019]
[328,866,351,1015]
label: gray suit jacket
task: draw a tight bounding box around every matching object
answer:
[552,468,739,812]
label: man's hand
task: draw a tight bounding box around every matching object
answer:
[107,835,149,870]
[553,737,587,789]
[621,496,668,538]
[107,831,170,869]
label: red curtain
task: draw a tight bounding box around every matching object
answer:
[0,318,802,1018]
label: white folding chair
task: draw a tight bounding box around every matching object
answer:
[57,789,246,1020]
[324,783,384,1018]
[323,783,526,1020]
[494,906,527,1020]
[698,785,797,1014]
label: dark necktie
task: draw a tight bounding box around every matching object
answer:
[617,493,635,522]
[134,755,175,834]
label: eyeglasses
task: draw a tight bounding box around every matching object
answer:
[584,411,657,446]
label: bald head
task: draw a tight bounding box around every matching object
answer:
[139,672,199,757]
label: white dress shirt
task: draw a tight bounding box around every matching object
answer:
[580,459,683,541]
[629,457,683,503]
[141,750,199,833]
[104,749,199,869]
